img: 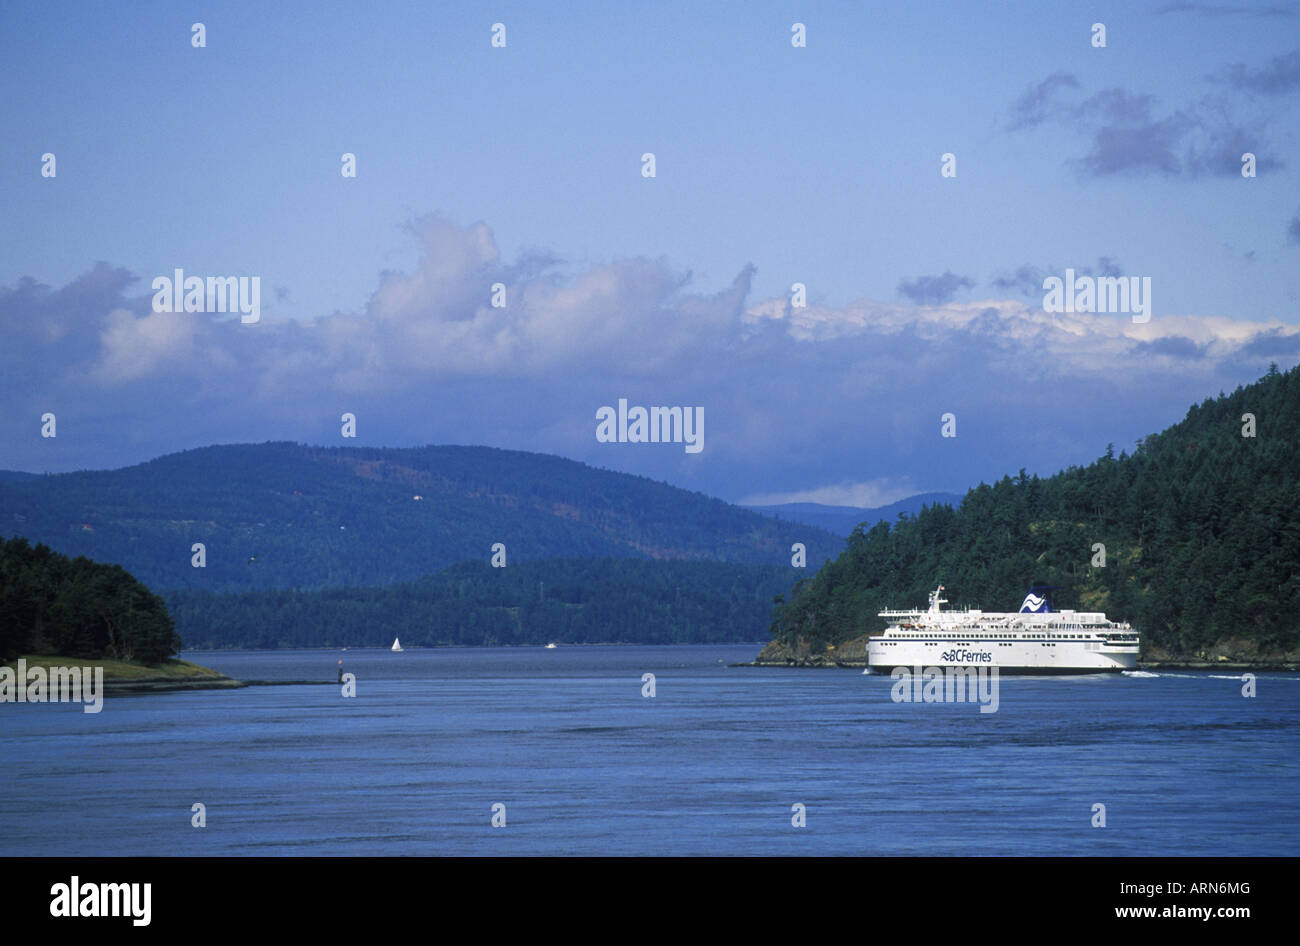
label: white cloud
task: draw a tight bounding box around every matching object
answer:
[93,307,199,383]
[743,295,1300,374]
[79,218,1299,395]
[740,479,917,509]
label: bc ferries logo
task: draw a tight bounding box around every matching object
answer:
[1019,592,1050,613]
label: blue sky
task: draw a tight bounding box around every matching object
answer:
[2,1,1298,506]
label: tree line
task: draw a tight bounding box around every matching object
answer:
[165,558,797,649]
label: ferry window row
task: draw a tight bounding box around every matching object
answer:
[889,633,1096,639]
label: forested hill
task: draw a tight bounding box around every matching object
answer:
[0,443,838,592]
[767,365,1300,661]
[166,558,792,649]
[0,536,179,664]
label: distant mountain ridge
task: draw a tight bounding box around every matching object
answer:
[744,493,963,536]
[0,443,841,592]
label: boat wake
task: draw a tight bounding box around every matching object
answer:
[1205,673,1300,681]
[1123,671,1300,682]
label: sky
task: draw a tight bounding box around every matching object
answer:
[2,0,1298,507]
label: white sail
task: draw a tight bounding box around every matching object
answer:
[391,637,403,652]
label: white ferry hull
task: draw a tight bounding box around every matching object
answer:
[869,638,1138,673]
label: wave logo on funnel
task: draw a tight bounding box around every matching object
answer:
[1019,592,1050,613]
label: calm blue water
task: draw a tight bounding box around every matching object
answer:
[2,646,1297,855]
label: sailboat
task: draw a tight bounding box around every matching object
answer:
[391,637,404,652]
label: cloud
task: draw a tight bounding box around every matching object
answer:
[740,479,917,509]
[1076,89,1157,124]
[1006,77,1188,175]
[3,218,1297,502]
[738,292,1299,389]
[1217,48,1300,94]
[990,264,1049,299]
[1240,327,1300,356]
[1081,114,1192,176]
[0,263,137,393]
[1134,336,1207,360]
[897,271,975,305]
[193,215,751,394]
[1093,257,1124,278]
[1185,122,1282,176]
[1006,72,1079,130]
[991,258,1123,299]
[1007,73,1286,177]
[95,307,201,383]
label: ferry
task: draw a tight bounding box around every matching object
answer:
[867,584,1139,674]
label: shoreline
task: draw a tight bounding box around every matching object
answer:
[1,655,335,695]
[3,655,241,694]
[189,643,1299,674]
[179,641,769,653]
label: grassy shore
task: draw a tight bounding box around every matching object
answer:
[4,655,243,692]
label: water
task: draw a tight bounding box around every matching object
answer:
[2,645,1297,855]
